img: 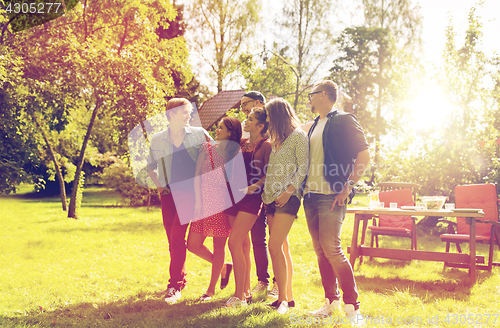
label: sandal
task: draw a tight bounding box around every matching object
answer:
[220,263,233,290]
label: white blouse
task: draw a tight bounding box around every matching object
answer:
[262,128,309,204]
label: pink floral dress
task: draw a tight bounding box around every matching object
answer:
[190,142,231,238]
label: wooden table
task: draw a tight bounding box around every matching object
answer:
[347,208,485,285]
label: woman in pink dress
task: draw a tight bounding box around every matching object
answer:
[187,117,242,301]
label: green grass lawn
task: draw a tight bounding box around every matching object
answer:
[1,187,499,327]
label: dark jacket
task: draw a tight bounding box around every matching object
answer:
[307,110,369,194]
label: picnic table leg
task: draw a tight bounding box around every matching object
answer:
[350,214,361,268]
[359,218,369,264]
[468,217,477,285]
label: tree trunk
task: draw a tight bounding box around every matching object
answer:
[68,97,101,218]
[33,115,67,211]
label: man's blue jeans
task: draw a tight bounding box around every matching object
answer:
[250,207,270,284]
[303,193,360,310]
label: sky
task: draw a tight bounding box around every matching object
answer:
[417,0,499,66]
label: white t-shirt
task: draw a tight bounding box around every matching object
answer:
[304,117,334,195]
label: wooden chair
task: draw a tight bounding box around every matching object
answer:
[440,183,500,271]
[369,183,420,252]
[378,182,420,202]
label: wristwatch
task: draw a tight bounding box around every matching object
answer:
[347,180,356,188]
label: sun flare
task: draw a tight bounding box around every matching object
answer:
[405,85,455,131]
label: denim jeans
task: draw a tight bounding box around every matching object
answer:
[250,206,270,284]
[303,193,360,310]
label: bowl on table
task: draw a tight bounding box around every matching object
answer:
[420,196,447,210]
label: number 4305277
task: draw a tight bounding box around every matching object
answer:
[4,2,63,14]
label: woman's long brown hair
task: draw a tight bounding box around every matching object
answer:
[265,98,300,146]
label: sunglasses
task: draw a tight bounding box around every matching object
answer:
[240,100,254,108]
[308,90,324,101]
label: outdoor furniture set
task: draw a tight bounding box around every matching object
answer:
[347,182,500,285]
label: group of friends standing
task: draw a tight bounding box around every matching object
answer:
[146,80,371,321]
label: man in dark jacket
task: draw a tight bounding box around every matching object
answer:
[303,80,370,325]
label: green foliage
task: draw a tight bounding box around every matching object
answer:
[155,3,186,40]
[2,0,193,215]
[225,107,246,122]
[381,5,500,196]
[330,27,394,143]
[238,48,297,104]
[0,88,42,194]
[101,159,159,207]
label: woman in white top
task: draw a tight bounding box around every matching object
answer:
[262,98,309,314]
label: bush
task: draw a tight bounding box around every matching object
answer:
[101,159,159,206]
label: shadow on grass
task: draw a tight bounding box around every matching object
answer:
[1,188,129,207]
[0,292,290,328]
[354,264,496,302]
[48,220,162,234]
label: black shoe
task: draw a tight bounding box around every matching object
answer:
[266,300,279,308]
[220,263,233,290]
[266,300,294,308]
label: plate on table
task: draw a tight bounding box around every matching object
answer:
[451,208,483,213]
[401,206,426,210]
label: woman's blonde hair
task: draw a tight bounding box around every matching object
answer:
[265,98,300,146]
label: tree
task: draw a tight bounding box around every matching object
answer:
[276,0,337,112]
[434,6,496,190]
[329,0,423,183]
[2,0,193,218]
[362,0,422,50]
[187,0,260,92]
[238,44,296,100]
[0,87,42,194]
[329,27,395,170]
[330,27,392,129]
[382,5,499,197]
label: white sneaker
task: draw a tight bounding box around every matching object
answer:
[343,304,365,326]
[164,287,181,304]
[268,282,279,299]
[225,296,247,308]
[252,281,269,293]
[276,301,289,314]
[308,298,341,316]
